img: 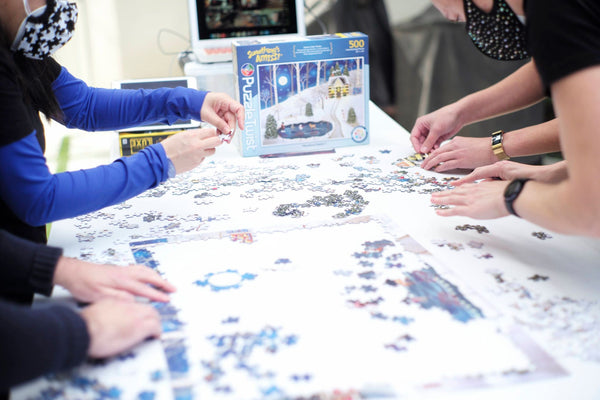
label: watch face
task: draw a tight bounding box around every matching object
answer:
[492,134,502,146]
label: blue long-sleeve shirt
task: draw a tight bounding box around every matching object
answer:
[0,65,207,229]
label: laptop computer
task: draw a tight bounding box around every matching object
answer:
[187,0,306,63]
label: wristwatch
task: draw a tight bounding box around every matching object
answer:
[504,178,530,217]
[491,130,510,161]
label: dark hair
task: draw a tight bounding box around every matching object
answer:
[0,26,63,120]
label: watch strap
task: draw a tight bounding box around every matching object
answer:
[491,130,510,161]
[504,178,530,217]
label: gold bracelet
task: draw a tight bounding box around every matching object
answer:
[491,130,510,161]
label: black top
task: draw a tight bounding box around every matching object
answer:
[0,229,62,304]
[0,300,89,391]
[0,48,62,248]
[526,0,600,88]
[0,229,89,391]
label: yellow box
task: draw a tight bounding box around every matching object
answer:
[119,130,180,157]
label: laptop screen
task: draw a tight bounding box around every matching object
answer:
[197,0,300,40]
[188,0,306,59]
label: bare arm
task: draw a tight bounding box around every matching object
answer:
[515,66,600,236]
[455,60,546,126]
[432,66,600,237]
[411,60,547,153]
[502,118,561,158]
[421,118,561,172]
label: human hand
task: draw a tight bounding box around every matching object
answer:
[80,299,161,358]
[421,136,497,171]
[452,160,568,186]
[200,92,245,137]
[431,180,510,219]
[53,258,176,303]
[410,104,464,154]
[161,128,222,174]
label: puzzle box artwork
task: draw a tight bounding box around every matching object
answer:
[232,32,370,157]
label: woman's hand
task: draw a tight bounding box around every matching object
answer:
[53,258,176,303]
[452,160,568,186]
[200,92,245,136]
[431,180,510,219]
[161,128,222,175]
[410,103,464,154]
[421,136,497,171]
[80,299,162,358]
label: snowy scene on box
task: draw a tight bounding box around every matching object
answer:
[258,57,368,146]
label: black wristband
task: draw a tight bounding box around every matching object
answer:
[503,178,530,217]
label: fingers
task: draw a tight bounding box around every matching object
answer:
[430,188,471,217]
[421,149,452,171]
[194,127,220,140]
[100,287,137,303]
[435,206,467,217]
[121,282,171,303]
[202,93,245,133]
[228,100,245,130]
[131,266,176,293]
[118,265,176,303]
[420,131,441,154]
[190,128,222,152]
[82,300,162,358]
[453,165,499,185]
[409,131,425,152]
[205,108,232,134]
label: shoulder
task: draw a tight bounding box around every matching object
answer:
[526,0,600,87]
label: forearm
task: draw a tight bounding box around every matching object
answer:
[0,230,62,298]
[502,118,561,158]
[0,133,170,226]
[0,302,89,389]
[515,178,600,236]
[52,67,207,131]
[454,61,546,126]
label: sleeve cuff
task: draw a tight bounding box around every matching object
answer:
[30,245,62,296]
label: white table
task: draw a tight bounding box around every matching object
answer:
[13,103,600,400]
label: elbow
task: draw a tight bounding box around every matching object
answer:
[12,191,56,227]
[18,207,51,227]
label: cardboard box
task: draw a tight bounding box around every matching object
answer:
[119,130,179,157]
[232,32,370,157]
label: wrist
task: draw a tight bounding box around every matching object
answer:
[449,100,470,129]
[80,306,100,356]
[504,178,530,217]
[53,256,76,287]
[455,94,485,127]
[491,130,510,161]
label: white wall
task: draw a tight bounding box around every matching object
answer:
[54,0,430,88]
[55,0,191,87]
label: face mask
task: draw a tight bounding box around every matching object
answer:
[463,0,528,61]
[11,0,78,60]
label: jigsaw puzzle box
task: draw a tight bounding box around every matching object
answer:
[232,32,370,157]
